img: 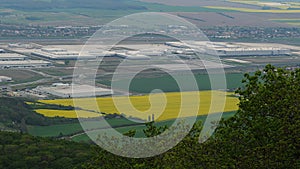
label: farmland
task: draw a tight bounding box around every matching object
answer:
[71,111,237,142]
[98,73,245,93]
[27,118,141,137]
[0,1,225,26]
[233,1,300,9]
[0,69,44,84]
[204,6,300,13]
[228,0,300,10]
[35,91,239,121]
[269,19,300,26]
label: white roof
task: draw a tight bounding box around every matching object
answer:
[0,76,12,80]
[39,84,113,97]
[0,60,51,65]
[0,53,27,58]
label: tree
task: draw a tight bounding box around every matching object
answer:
[123,129,136,137]
[208,64,300,168]
[64,60,70,65]
[143,122,168,137]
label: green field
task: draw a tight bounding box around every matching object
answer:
[205,6,300,13]
[27,117,145,137]
[269,19,300,26]
[0,1,227,26]
[27,109,237,142]
[228,0,300,9]
[71,111,237,142]
[99,73,245,93]
[0,69,44,84]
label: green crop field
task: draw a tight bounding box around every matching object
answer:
[99,73,245,94]
[71,111,237,142]
[27,117,146,137]
[0,69,44,84]
[269,19,300,26]
[205,6,300,13]
[0,1,228,26]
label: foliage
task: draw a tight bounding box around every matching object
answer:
[0,97,77,131]
[204,64,300,168]
[143,121,168,137]
[0,131,96,169]
[123,129,136,137]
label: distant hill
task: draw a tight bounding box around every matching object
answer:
[0,0,147,10]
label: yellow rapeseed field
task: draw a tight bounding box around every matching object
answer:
[36,91,239,121]
[35,109,102,118]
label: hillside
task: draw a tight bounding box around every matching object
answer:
[0,97,77,132]
[0,131,96,169]
[0,0,147,10]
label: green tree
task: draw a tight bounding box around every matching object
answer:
[143,121,168,137]
[123,129,136,137]
[208,65,300,168]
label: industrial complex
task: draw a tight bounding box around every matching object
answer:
[0,51,52,69]
[165,41,291,57]
[0,40,300,99]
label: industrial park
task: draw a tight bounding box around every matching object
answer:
[1,38,300,99]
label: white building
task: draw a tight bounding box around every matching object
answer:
[8,43,42,49]
[0,53,27,61]
[165,41,292,57]
[216,48,291,57]
[0,76,12,82]
[36,84,113,98]
[0,60,51,69]
[32,47,95,60]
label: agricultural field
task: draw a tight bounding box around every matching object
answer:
[0,1,224,26]
[71,111,237,142]
[33,67,75,76]
[228,0,300,10]
[204,6,300,13]
[34,109,102,118]
[269,19,300,26]
[0,69,44,84]
[99,73,245,93]
[27,118,140,137]
[35,91,239,121]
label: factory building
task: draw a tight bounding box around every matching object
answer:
[0,60,51,69]
[115,53,151,60]
[35,83,113,98]
[0,53,27,61]
[32,48,79,60]
[32,47,95,60]
[8,43,42,49]
[0,76,12,82]
[165,41,291,57]
[216,48,291,57]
